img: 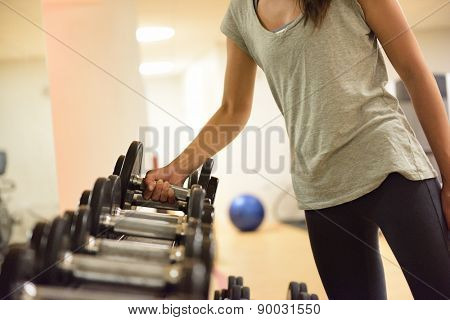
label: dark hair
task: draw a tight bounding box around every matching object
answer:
[298,0,332,27]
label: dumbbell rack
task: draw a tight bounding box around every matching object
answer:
[0,141,319,300]
[0,141,219,300]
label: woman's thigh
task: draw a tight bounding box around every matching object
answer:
[305,205,386,299]
[372,173,450,299]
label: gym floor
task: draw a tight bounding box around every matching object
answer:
[212,217,413,300]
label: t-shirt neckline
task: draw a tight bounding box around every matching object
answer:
[251,0,304,36]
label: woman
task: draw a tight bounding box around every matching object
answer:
[143,0,450,299]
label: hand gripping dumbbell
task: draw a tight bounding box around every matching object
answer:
[114,153,205,192]
[57,206,214,269]
[82,176,214,247]
[213,275,250,300]
[81,175,208,227]
[119,141,218,210]
[28,217,211,299]
[287,282,319,300]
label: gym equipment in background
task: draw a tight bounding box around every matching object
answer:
[0,151,13,259]
[213,276,250,300]
[229,194,265,232]
[0,151,6,176]
[287,281,319,300]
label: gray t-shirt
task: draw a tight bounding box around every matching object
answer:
[221,0,436,210]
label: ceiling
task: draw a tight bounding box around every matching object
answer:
[0,0,449,65]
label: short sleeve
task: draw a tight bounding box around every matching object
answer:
[220,1,252,57]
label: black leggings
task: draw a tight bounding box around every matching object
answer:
[305,173,450,300]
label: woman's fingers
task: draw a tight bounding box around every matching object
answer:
[168,188,176,204]
[160,181,170,203]
[143,179,157,200]
[151,179,164,201]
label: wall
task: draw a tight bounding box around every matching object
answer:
[42,0,149,211]
[0,58,59,241]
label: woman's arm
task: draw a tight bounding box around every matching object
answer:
[143,38,257,202]
[359,0,450,228]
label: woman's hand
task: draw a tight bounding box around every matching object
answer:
[442,182,450,231]
[143,165,186,203]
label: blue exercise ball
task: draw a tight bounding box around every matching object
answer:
[229,194,265,232]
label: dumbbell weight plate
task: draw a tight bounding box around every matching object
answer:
[42,217,70,285]
[71,207,91,252]
[205,177,218,205]
[30,222,47,252]
[287,281,300,300]
[187,186,205,220]
[63,211,76,241]
[120,141,143,208]
[0,244,35,299]
[34,223,51,282]
[89,178,109,236]
[231,285,242,300]
[79,190,91,206]
[241,286,250,300]
[113,155,125,176]
[299,282,308,293]
[198,159,214,190]
[188,170,199,188]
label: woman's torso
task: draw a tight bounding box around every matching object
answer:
[221,0,436,210]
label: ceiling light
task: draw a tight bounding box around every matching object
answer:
[139,62,175,76]
[136,26,175,43]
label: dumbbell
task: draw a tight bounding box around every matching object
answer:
[0,244,36,300]
[30,217,210,299]
[116,153,203,192]
[287,282,319,300]
[84,176,213,244]
[213,275,250,300]
[119,141,218,209]
[80,178,190,227]
[58,207,214,269]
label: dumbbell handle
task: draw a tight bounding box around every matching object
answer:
[131,193,187,211]
[105,215,182,240]
[21,284,161,300]
[130,175,189,201]
[115,207,186,224]
[92,238,184,262]
[61,253,182,287]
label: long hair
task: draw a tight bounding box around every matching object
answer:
[298,0,332,27]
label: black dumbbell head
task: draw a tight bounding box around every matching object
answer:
[120,141,143,208]
[214,290,222,300]
[181,262,209,300]
[0,244,35,299]
[205,176,219,205]
[198,158,214,190]
[89,178,108,236]
[241,286,250,300]
[42,217,70,285]
[79,190,91,206]
[188,186,205,220]
[299,282,308,293]
[71,207,91,253]
[30,222,48,252]
[287,281,300,300]
[188,170,199,188]
[113,155,125,176]
[231,285,242,300]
